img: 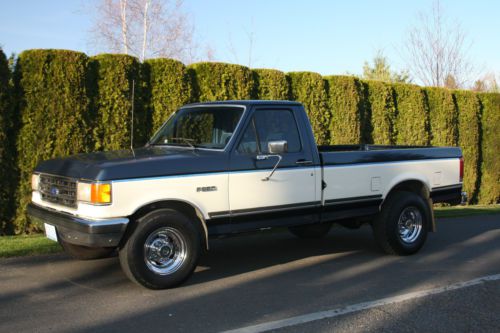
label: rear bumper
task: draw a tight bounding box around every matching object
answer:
[27,203,128,247]
[430,184,464,205]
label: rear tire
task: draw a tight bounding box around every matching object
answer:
[289,222,332,239]
[60,239,115,260]
[373,191,430,255]
[119,209,201,289]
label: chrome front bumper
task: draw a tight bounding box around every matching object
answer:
[27,203,129,247]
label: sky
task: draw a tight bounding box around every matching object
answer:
[0,0,498,81]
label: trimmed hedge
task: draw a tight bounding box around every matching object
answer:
[288,72,330,144]
[1,48,500,233]
[392,83,430,145]
[362,80,396,145]
[0,49,15,234]
[455,90,481,203]
[89,54,144,151]
[325,76,363,144]
[188,62,255,101]
[478,93,500,204]
[14,50,91,232]
[145,58,193,135]
[253,69,290,100]
[425,87,458,147]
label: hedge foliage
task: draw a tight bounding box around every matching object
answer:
[392,83,430,145]
[0,49,15,234]
[362,80,396,145]
[1,48,499,233]
[253,69,290,100]
[325,76,363,144]
[188,62,255,101]
[288,72,330,144]
[145,58,193,135]
[478,93,500,204]
[455,90,481,202]
[14,50,91,232]
[425,87,458,147]
[89,54,144,151]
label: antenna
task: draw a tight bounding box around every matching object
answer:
[130,79,135,157]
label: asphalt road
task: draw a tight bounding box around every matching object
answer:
[1,214,499,333]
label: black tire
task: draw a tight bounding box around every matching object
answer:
[60,239,115,260]
[373,191,430,255]
[118,209,201,289]
[289,222,332,239]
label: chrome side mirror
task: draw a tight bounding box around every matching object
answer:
[268,140,288,154]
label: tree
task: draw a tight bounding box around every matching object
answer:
[89,0,196,63]
[403,0,473,87]
[362,51,411,83]
[471,72,499,92]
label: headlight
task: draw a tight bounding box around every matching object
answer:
[77,182,112,205]
[31,174,40,191]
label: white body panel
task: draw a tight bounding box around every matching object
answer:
[33,173,231,220]
[322,158,461,202]
[228,167,321,211]
[32,158,460,220]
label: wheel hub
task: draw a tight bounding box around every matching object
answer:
[144,227,188,275]
[397,207,423,244]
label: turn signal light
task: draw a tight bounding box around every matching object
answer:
[91,183,112,204]
[77,182,112,205]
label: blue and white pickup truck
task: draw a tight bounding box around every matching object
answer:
[28,100,465,289]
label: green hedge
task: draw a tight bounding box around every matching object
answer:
[1,48,500,233]
[478,93,500,204]
[253,69,290,100]
[455,90,481,203]
[14,50,91,232]
[392,83,430,145]
[145,58,193,135]
[362,80,396,145]
[425,87,458,146]
[0,49,15,234]
[288,72,330,144]
[188,62,255,101]
[89,54,144,151]
[325,76,363,144]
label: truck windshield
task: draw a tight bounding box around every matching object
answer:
[149,107,244,149]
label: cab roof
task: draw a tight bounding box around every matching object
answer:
[182,100,302,108]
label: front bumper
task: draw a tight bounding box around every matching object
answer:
[27,203,128,247]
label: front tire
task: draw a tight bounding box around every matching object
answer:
[119,209,201,289]
[373,191,430,255]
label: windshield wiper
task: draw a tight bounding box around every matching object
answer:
[168,137,197,149]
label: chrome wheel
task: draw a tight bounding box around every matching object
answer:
[144,227,188,275]
[397,207,423,244]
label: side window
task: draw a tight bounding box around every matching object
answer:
[237,119,259,154]
[254,110,302,153]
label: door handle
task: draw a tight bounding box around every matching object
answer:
[296,159,313,165]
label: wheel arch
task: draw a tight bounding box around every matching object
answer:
[126,200,209,250]
[382,178,435,232]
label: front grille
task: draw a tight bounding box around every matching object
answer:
[39,174,77,208]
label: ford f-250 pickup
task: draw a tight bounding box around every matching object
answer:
[28,100,465,289]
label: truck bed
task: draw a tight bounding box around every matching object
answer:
[318,145,462,166]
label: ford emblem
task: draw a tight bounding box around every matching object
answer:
[50,187,60,196]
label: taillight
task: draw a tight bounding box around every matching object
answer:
[459,157,464,182]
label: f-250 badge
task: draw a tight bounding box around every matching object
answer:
[197,186,217,192]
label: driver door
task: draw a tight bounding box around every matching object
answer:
[228,107,320,231]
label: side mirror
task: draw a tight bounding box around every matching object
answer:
[268,140,288,154]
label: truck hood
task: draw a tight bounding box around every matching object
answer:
[34,146,228,181]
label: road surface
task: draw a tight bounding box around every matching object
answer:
[1,214,499,333]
